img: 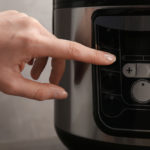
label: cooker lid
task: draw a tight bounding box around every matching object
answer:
[54,0,150,9]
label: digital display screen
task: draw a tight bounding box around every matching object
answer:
[121,31,150,55]
[97,25,119,50]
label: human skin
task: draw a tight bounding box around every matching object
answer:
[0,10,116,101]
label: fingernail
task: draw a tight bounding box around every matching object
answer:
[61,91,68,98]
[104,53,116,62]
[54,90,68,99]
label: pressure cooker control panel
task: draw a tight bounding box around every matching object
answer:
[92,8,150,138]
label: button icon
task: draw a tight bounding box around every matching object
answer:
[126,67,133,74]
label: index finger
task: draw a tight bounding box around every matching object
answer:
[32,37,116,65]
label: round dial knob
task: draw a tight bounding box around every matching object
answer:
[131,80,150,104]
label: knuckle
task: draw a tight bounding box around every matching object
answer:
[91,50,99,64]
[17,16,30,27]
[33,85,55,101]
[7,10,19,14]
[68,41,80,59]
[18,33,30,42]
[30,17,40,24]
[11,10,19,13]
[33,87,46,101]
[20,12,28,17]
[16,33,31,49]
[16,31,40,54]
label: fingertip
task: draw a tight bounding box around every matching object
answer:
[52,88,68,100]
[95,50,116,65]
[58,90,68,99]
[104,53,116,64]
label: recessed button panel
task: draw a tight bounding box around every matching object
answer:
[93,12,150,137]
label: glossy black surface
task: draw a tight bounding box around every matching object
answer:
[96,26,119,50]
[101,94,125,117]
[123,56,143,61]
[96,26,120,71]
[100,70,121,94]
[121,31,150,55]
[53,0,150,9]
[92,8,150,137]
[101,109,150,130]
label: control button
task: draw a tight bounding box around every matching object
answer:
[123,63,150,78]
[101,94,125,117]
[123,63,136,78]
[137,63,150,78]
[131,80,150,104]
[101,71,121,94]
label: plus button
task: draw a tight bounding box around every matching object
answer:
[123,64,136,78]
[126,67,133,74]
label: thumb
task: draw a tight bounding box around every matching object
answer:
[5,76,68,100]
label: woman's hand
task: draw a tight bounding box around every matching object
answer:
[0,10,116,100]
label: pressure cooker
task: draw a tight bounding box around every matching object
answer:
[53,0,150,149]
